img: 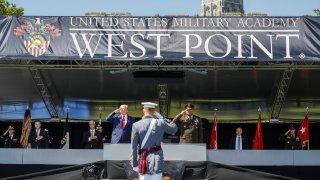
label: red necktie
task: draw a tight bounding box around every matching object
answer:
[121,115,125,129]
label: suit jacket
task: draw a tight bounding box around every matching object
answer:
[0,134,20,148]
[82,130,103,149]
[106,112,135,143]
[229,136,249,150]
[173,114,203,143]
[131,115,178,174]
[28,129,49,149]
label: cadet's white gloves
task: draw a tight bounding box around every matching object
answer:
[154,112,164,119]
[133,166,138,172]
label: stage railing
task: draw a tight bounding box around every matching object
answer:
[0,144,320,166]
[103,143,206,161]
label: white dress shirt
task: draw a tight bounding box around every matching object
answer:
[36,129,40,136]
[89,129,95,141]
[235,135,242,150]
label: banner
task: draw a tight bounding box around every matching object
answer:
[0,16,319,61]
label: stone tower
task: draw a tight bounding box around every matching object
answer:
[201,0,244,16]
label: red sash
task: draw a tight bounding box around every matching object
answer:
[138,146,161,174]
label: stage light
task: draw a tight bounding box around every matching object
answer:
[109,69,128,74]
[188,69,208,75]
[133,71,185,78]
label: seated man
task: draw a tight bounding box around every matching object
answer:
[0,126,20,148]
[28,121,49,149]
[82,120,103,149]
[106,105,135,143]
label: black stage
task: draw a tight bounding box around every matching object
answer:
[3,161,318,180]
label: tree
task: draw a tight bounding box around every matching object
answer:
[0,0,24,16]
[314,9,320,16]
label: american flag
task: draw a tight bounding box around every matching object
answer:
[20,109,32,148]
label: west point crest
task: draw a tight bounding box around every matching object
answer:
[14,17,61,57]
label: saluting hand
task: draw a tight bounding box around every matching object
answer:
[2,130,8,136]
[114,108,121,114]
[180,109,187,115]
[285,130,290,135]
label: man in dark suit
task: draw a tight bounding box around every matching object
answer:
[82,120,102,149]
[229,127,249,150]
[173,103,203,144]
[0,126,20,148]
[28,121,49,149]
[106,105,135,143]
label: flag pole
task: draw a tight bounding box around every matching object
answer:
[66,105,69,122]
[99,106,102,126]
[252,107,263,150]
[66,105,69,120]
[214,108,218,150]
[306,107,309,150]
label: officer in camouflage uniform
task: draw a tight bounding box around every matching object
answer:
[173,103,203,144]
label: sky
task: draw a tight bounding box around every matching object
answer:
[8,0,320,16]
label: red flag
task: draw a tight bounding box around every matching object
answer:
[20,109,32,148]
[252,113,263,150]
[297,114,309,148]
[210,112,218,150]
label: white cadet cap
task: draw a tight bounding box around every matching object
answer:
[141,102,158,109]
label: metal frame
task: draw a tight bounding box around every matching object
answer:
[270,69,294,120]
[29,68,60,118]
[1,59,319,121]
[0,59,319,70]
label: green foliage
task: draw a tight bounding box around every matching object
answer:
[314,9,320,16]
[0,0,24,16]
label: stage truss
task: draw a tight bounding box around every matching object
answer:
[1,59,319,120]
[0,59,319,70]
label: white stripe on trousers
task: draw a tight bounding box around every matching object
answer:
[139,173,162,180]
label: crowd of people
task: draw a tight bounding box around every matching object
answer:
[0,103,302,150]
